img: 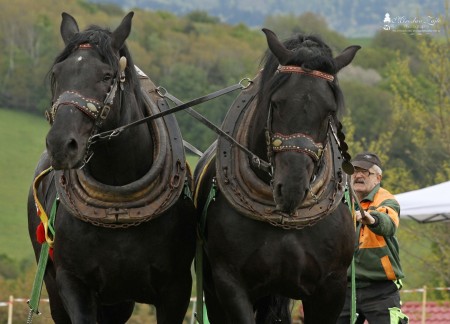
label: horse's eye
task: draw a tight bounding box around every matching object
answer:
[103,74,113,82]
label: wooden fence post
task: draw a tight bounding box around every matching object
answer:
[421,285,427,324]
[7,295,13,324]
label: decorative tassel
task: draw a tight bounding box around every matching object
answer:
[36,223,45,244]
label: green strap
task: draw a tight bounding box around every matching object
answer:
[195,180,216,324]
[344,187,358,324]
[27,243,50,316]
[28,197,59,318]
[350,257,357,324]
[195,236,205,324]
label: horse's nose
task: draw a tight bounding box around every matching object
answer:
[274,182,306,214]
[46,135,79,153]
[46,133,82,169]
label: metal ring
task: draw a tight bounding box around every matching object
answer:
[156,86,167,97]
[239,78,252,89]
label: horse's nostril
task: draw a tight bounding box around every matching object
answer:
[275,183,283,197]
[67,138,78,151]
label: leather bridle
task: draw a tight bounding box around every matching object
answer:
[265,65,335,170]
[45,43,127,167]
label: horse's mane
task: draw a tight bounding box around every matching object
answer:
[49,25,144,108]
[257,33,345,118]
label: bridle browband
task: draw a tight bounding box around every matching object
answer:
[277,65,335,82]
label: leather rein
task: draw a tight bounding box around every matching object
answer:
[45,50,350,178]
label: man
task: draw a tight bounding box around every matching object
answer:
[337,152,407,324]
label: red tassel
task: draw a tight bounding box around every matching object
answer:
[36,223,45,244]
[36,223,54,261]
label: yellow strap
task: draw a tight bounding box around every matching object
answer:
[32,167,54,247]
[193,154,215,208]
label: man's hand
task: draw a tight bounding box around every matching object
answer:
[355,210,376,225]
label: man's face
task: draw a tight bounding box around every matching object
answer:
[351,166,381,197]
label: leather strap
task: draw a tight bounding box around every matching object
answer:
[89,80,249,144]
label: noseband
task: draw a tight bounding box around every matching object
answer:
[47,90,109,125]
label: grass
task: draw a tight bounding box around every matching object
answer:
[0,108,49,261]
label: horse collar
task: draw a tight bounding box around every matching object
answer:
[215,74,347,228]
[54,74,190,227]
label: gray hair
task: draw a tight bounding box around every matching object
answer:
[371,164,383,175]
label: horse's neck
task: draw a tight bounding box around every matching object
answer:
[88,104,153,185]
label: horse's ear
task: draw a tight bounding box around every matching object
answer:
[60,12,79,46]
[262,28,292,65]
[111,12,134,53]
[334,45,361,72]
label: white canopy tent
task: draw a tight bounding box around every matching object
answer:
[394,181,450,223]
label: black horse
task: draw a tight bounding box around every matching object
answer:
[27,12,196,323]
[194,29,360,323]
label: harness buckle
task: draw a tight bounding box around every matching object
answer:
[100,105,111,120]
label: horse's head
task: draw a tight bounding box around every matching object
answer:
[258,29,360,214]
[45,12,136,170]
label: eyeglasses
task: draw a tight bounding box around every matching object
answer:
[353,169,374,177]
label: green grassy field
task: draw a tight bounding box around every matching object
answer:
[0,109,49,261]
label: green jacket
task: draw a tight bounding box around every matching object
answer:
[349,184,404,286]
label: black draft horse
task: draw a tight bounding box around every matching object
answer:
[27,12,196,323]
[194,29,360,323]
